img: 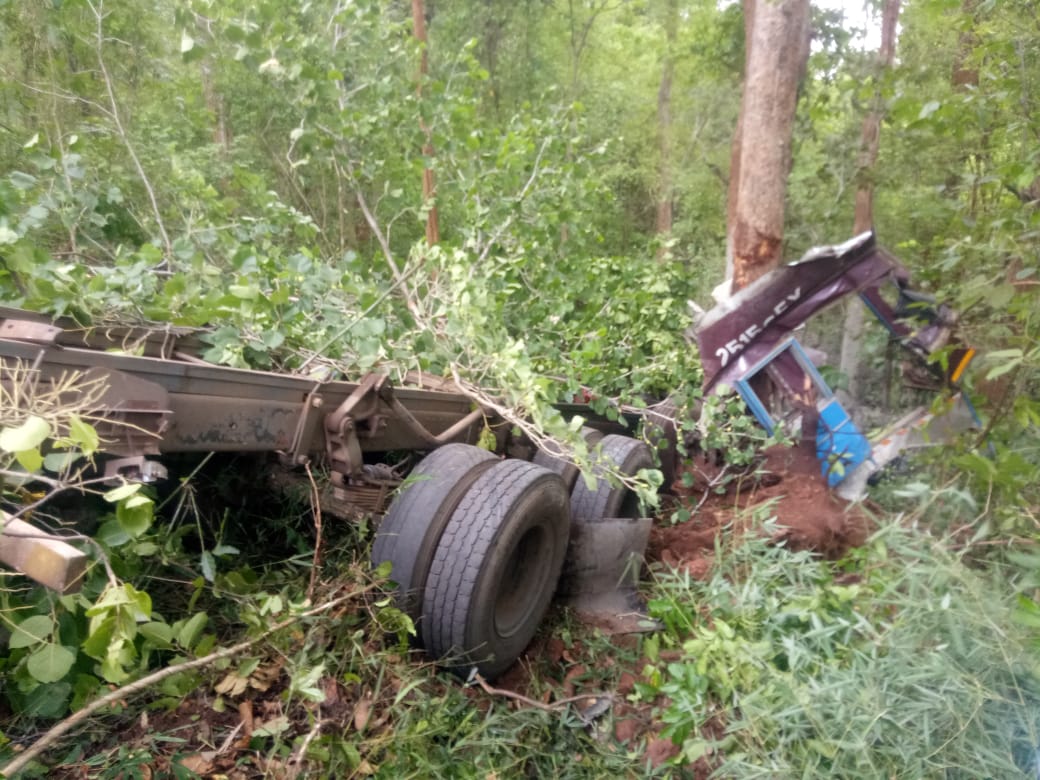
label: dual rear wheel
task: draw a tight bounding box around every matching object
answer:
[371,434,651,679]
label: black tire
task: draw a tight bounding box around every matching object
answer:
[570,434,653,522]
[531,426,605,491]
[423,459,570,679]
[371,444,497,641]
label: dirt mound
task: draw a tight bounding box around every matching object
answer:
[649,444,870,573]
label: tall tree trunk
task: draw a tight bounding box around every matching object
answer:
[726,0,810,292]
[839,0,901,403]
[655,0,678,255]
[200,58,230,157]
[412,0,440,245]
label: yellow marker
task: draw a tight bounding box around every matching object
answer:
[950,348,976,384]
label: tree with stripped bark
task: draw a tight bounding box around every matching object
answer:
[726,0,811,292]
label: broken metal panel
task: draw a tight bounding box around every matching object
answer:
[697,232,905,394]
[0,514,88,594]
[835,393,981,501]
[731,338,872,487]
[815,399,871,488]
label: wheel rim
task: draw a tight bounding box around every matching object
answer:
[493,525,549,639]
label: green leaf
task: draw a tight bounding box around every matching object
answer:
[918,100,941,119]
[26,643,76,683]
[96,518,131,548]
[82,616,115,659]
[23,682,72,718]
[200,550,216,582]
[9,615,54,649]
[139,621,174,647]
[0,415,51,453]
[985,348,1024,361]
[228,284,259,300]
[68,415,100,456]
[104,483,141,503]
[116,496,153,538]
[177,612,209,650]
[44,451,81,473]
[15,447,43,473]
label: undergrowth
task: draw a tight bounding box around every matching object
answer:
[641,518,1040,778]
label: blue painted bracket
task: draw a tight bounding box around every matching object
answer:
[731,338,871,487]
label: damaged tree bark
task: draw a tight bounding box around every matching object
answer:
[726,0,810,292]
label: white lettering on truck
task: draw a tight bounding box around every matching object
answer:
[715,287,801,368]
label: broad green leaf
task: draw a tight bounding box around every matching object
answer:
[177,612,209,650]
[96,518,131,548]
[133,541,159,556]
[228,284,259,300]
[918,100,941,119]
[44,451,81,473]
[9,615,54,649]
[68,415,100,456]
[116,497,153,538]
[82,616,115,659]
[139,621,174,647]
[104,483,141,503]
[26,643,76,683]
[22,682,72,719]
[128,584,152,620]
[0,416,51,453]
[15,447,43,473]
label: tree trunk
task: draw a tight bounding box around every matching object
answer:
[839,0,901,403]
[200,58,230,157]
[655,0,678,255]
[412,0,440,245]
[726,0,810,292]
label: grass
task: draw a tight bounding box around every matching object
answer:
[5,459,1040,779]
[642,519,1040,778]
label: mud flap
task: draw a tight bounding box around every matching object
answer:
[558,515,656,630]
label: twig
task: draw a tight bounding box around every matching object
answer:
[287,713,326,779]
[304,462,323,601]
[471,672,612,713]
[85,0,171,261]
[0,588,370,778]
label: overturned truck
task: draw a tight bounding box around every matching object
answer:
[0,231,978,679]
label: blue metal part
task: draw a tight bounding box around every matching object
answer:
[730,337,872,487]
[816,398,872,488]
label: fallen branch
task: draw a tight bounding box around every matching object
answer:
[0,588,372,778]
[470,672,612,715]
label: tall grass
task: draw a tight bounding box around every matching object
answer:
[645,520,1040,777]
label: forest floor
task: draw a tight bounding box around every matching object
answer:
[492,443,872,776]
[42,445,869,779]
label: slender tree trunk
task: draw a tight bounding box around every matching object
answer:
[200,58,230,156]
[412,0,439,245]
[655,0,678,256]
[726,0,810,292]
[839,0,901,402]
